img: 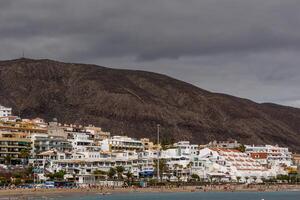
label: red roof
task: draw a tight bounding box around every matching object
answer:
[209,148,241,153]
[250,152,267,159]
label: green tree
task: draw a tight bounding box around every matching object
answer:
[160,136,175,150]
[93,169,107,175]
[13,178,22,185]
[4,155,12,165]
[93,169,107,180]
[253,177,257,183]
[277,174,289,183]
[12,172,22,179]
[108,167,116,179]
[46,170,65,181]
[191,174,200,181]
[115,166,125,180]
[54,170,65,180]
[245,176,249,183]
[288,172,298,184]
[237,144,246,153]
[187,162,193,169]
[0,177,9,186]
[26,166,34,176]
[19,149,30,165]
[46,173,55,180]
[125,171,133,184]
[154,159,168,180]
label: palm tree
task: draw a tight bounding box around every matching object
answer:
[236,176,241,183]
[191,174,200,182]
[253,177,257,183]
[173,164,179,174]
[93,169,107,180]
[186,162,193,182]
[173,164,180,181]
[187,162,193,169]
[245,176,249,183]
[154,159,168,180]
[125,171,133,184]
[93,169,107,175]
[115,166,125,180]
[108,167,116,179]
[4,155,12,166]
[237,144,246,152]
[19,149,30,165]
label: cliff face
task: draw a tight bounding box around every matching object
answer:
[0,58,299,151]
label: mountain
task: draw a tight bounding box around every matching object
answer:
[0,58,299,152]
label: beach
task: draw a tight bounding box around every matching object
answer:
[1,184,300,198]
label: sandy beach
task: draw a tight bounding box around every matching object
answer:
[0,184,300,198]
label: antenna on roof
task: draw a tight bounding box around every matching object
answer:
[22,50,25,58]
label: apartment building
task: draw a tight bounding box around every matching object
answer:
[245,145,292,166]
[191,148,272,183]
[173,141,199,156]
[0,105,12,117]
[31,133,72,155]
[0,132,31,164]
[84,125,110,142]
[67,131,99,152]
[101,136,143,152]
[206,140,241,149]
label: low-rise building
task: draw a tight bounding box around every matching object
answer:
[292,154,300,166]
[206,140,241,149]
[84,125,110,142]
[173,141,199,156]
[140,138,158,151]
[67,131,98,152]
[101,136,143,152]
[48,120,68,139]
[191,148,272,183]
[31,133,72,155]
[0,105,12,117]
[0,120,47,135]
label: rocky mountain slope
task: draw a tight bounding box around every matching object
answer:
[0,58,299,151]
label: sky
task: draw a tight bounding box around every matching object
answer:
[1,0,300,107]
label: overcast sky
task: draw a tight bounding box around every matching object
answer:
[1,0,300,107]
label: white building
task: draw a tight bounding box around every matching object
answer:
[206,140,241,149]
[68,131,98,152]
[0,105,12,117]
[31,133,72,156]
[52,155,152,178]
[192,148,273,183]
[100,136,143,152]
[160,146,192,182]
[245,145,292,167]
[173,141,199,156]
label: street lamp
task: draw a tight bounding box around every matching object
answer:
[157,124,160,181]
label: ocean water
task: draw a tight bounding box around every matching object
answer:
[13,192,300,200]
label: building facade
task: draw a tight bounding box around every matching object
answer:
[245,145,292,166]
[0,105,12,117]
[101,136,144,152]
[0,132,31,164]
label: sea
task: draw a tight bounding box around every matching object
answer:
[3,192,300,200]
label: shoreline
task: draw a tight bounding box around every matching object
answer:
[1,184,300,198]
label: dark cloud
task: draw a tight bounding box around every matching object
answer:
[0,0,300,107]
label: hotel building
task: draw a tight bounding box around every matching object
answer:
[0,132,31,164]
